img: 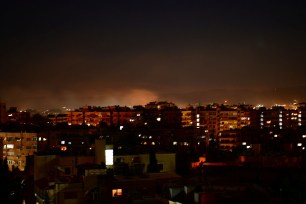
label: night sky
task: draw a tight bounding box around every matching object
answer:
[1,1,306,110]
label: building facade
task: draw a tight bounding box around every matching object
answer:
[0,132,37,171]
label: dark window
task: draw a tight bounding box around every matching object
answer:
[64,191,78,199]
[65,167,71,175]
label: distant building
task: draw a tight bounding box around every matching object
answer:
[7,107,31,124]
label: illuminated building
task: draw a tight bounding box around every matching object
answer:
[67,110,84,125]
[0,132,37,171]
[218,130,238,151]
[185,104,251,137]
[181,109,193,127]
[250,106,305,129]
[55,113,68,124]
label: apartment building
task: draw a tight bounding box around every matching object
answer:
[0,132,37,171]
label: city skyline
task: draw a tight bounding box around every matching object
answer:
[1,1,306,110]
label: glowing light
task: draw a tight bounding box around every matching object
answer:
[6,144,14,149]
[112,189,122,197]
[61,146,67,151]
[105,149,113,165]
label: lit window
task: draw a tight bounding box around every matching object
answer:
[112,189,122,197]
[105,149,113,165]
[7,144,14,149]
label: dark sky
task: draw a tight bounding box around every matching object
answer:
[1,1,306,110]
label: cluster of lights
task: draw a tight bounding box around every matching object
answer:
[279,111,283,129]
[172,141,189,146]
[242,142,251,149]
[196,114,200,128]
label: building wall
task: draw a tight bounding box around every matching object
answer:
[114,153,176,173]
[0,132,37,171]
[34,154,57,181]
